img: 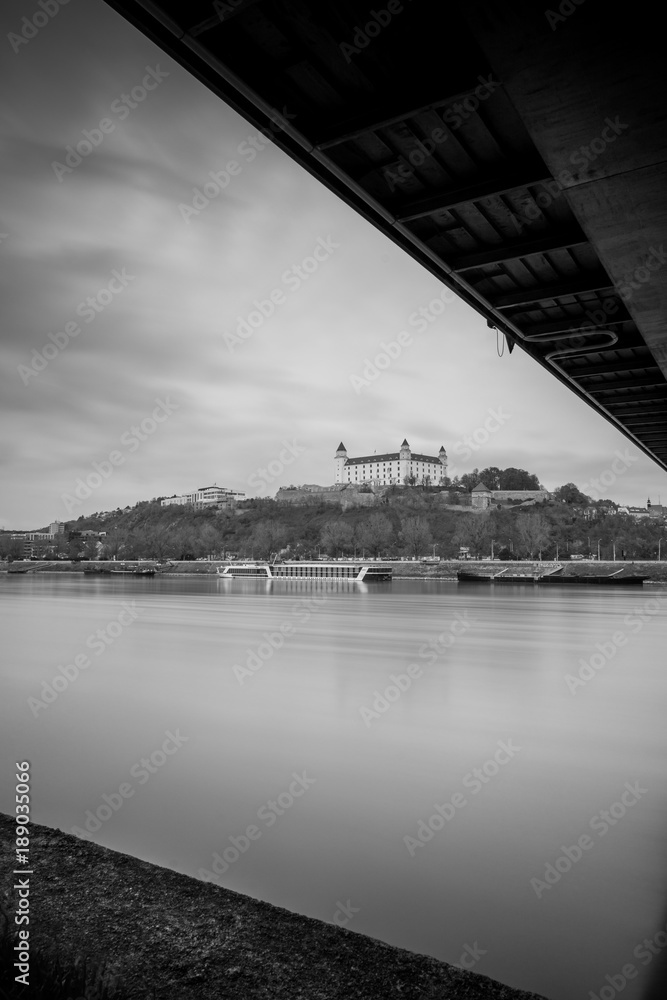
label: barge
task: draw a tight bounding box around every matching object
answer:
[457,567,646,586]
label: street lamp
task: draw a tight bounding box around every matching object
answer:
[491,538,494,560]
[597,538,601,561]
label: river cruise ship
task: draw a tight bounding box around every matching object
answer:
[217,561,392,581]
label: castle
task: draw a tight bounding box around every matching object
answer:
[335,440,448,487]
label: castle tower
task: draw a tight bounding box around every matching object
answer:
[334,442,347,483]
[438,445,448,482]
[399,438,411,482]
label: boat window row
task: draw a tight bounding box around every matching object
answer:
[274,566,362,577]
[229,567,270,575]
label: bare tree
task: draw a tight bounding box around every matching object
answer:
[399,516,432,558]
[515,513,551,559]
[453,513,491,558]
[320,520,353,557]
[355,513,394,557]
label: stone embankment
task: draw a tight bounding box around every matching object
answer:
[3,559,667,582]
[0,813,547,1000]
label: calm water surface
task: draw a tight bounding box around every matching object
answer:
[2,574,667,999]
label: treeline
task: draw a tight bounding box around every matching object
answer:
[7,495,662,562]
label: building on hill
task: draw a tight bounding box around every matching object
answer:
[471,482,551,509]
[335,439,447,486]
[161,485,245,509]
[624,505,651,519]
[648,499,666,520]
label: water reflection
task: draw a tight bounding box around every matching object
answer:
[1,574,666,1000]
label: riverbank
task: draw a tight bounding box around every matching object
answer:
[3,558,667,583]
[0,814,546,1000]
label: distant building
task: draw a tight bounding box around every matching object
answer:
[49,521,66,534]
[471,482,551,509]
[626,506,651,519]
[10,528,60,558]
[648,499,666,519]
[335,439,448,486]
[161,485,245,509]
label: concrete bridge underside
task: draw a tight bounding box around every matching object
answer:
[103,0,667,470]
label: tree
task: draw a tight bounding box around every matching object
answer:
[478,467,503,490]
[0,535,26,561]
[515,513,551,558]
[320,520,353,556]
[81,536,100,560]
[458,470,480,492]
[52,533,70,559]
[499,468,541,491]
[355,513,394,556]
[101,529,126,560]
[67,537,82,560]
[553,483,590,505]
[141,527,173,561]
[453,513,491,557]
[249,521,288,559]
[403,473,417,486]
[399,516,432,558]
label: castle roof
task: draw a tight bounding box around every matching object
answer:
[472,481,492,492]
[336,442,346,452]
[345,452,399,465]
[343,452,446,465]
[401,438,410,446]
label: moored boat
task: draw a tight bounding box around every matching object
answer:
[457,567,646,586]
[457,569,537,583]
[538,572,645,586]
[109,567,156,576]
[85,565,155,576]
[217,561,392,581]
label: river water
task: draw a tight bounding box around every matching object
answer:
[1,573,666,999]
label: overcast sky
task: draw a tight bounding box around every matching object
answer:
[1,0,665,528]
